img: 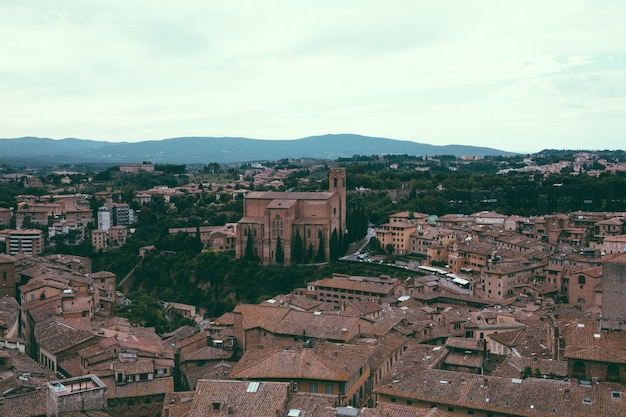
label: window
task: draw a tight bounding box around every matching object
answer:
[326,384,334,395]
[608,364,620,383]
[578,275,586,284]
[390,397,396,403]
[573,361,586,379]
[310,383,317,393]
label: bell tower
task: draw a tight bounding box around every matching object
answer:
[328,168,347,235]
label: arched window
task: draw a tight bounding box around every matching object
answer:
[607,363,620,382]
[333,177,338,187]
[573,361,586,379]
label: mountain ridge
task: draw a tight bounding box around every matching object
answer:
[0,134,516,165]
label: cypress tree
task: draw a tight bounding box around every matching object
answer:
[244,228,254,260]
[275,236,284,264]
[330,228,339,261]
[315,230,325,262]
[292,229,304,264]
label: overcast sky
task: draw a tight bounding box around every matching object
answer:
[1,1,625,153]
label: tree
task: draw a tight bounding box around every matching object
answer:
[368,237,381,253]
[315,230,325,262]
[329,228,339,261]
[275,236,284,264]
[307,243,314,263]
[292,229,304,264]
[244,228,255,261]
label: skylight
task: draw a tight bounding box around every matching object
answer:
[246,381,260,393]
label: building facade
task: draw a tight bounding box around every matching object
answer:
[236,168,346,265]
[8,229,44,256]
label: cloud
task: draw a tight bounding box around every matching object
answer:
[1,1,626,152]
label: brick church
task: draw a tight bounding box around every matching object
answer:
[235,168,346,265]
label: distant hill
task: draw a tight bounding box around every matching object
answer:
[0,134,515,165]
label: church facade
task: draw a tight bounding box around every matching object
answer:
[235,168,346,265]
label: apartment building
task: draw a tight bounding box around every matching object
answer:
[7,229,44,255]
[0,207,12,226]
[0,255,17,298]
[229,342,375,407]
[410,227,457,263]
[376,220,418,254]
[169,224,237,252]
[97,203,134,232]
[601,252,626,331]
[91,229,107,252]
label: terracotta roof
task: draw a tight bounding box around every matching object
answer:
[233,304,290,330]
[162,391,196,417]
[594,217,623,226]
[273,310,365,341]
[603,252,626,264]
[212,312,236,326]
[489,328,528,348]
[361,402,451,416]
[188,379,290,417]
[36,320,95,354]
[285,392,338,417]
[309,276,398,296]
[445,337,483,351]
[104,375,174,399]
[376,368,626,417]
[443,351,484,369]
[114,358,155,375]
[185,346,234,362]
[245,191,334,200]
[564,345,626,364]
[491,357,568,379]
[230,343,374,382]
[0,389,46,416]
[175,331,210,350]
